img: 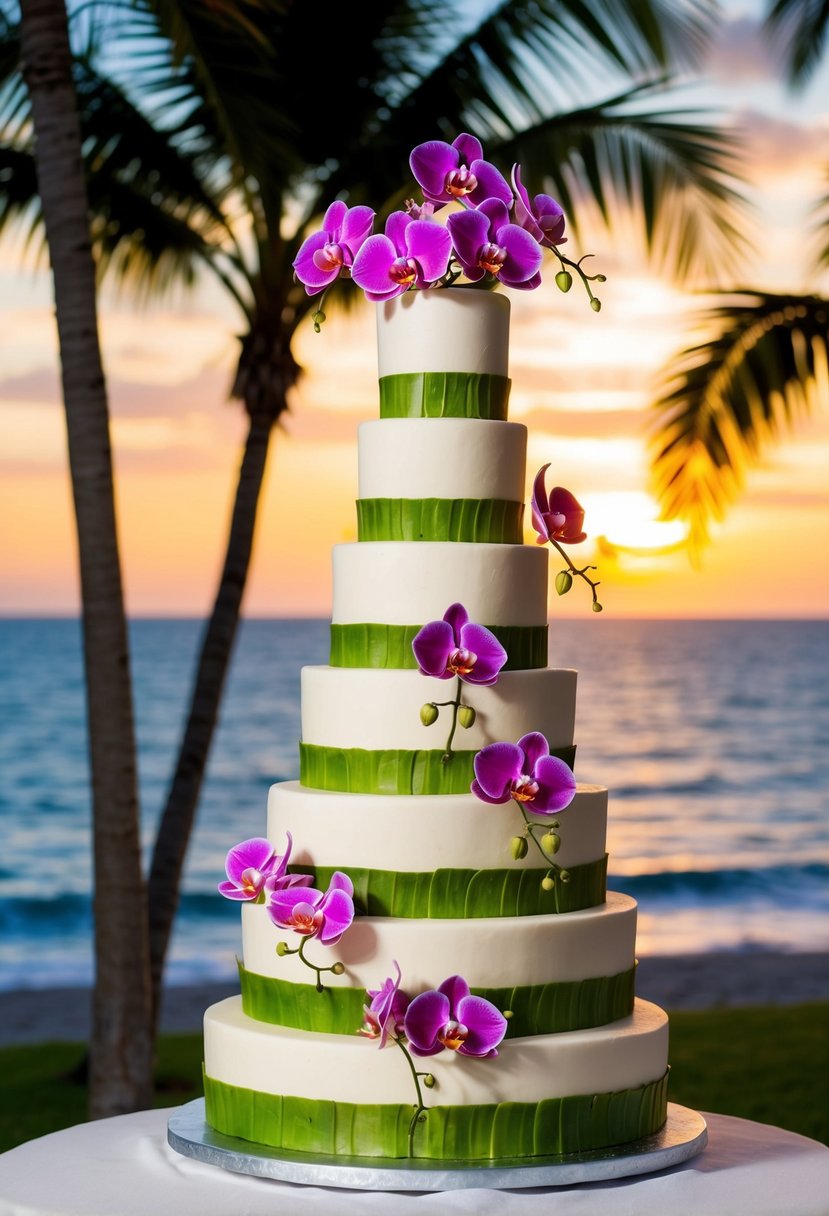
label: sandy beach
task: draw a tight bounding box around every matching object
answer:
[1,951,826,1047]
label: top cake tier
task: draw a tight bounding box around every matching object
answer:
[376,289,511,420]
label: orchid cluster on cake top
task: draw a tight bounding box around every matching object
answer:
[293,132,604,612]
[293,132,605,317]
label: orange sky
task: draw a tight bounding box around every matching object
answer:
[2,11,829,619]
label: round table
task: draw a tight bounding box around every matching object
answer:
[0,1108,827,1216]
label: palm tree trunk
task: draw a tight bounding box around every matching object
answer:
[19,0,152,1115]
[147,409,275,1025]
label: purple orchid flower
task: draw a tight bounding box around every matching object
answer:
[511,166,567,248]
[472,732,576,815]
[360,961,412,1048]
[412,602,507,687]
[410,133,512,210]
[447,198,542,290]
[218,833,313,902]
[268,870,355,945]
[292,201,375,296]
[532,464,587,545]
[351,211,452,302]
[403,975,507,1059]
[217,835,277,901]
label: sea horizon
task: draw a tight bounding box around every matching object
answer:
[2,617,827,991]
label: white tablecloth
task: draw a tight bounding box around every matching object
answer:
[1,1108,828,1216]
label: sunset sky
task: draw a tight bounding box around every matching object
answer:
[2,0,828,619]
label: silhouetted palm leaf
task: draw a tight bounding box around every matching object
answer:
[765,0,829,87]
[650,292,829,552]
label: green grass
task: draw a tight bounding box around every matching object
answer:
[0,1004,826,1153]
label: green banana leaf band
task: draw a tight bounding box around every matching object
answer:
[238,962,635,1038]
[329,623,548,670]
[286,856,607,918]
[299,743,577,795]
[203,1070,669,1159]
[378,370,511,419]
[357,497,524,543]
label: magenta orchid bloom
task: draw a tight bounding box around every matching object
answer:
[404,975,507,1059]
[532,464,587,545]
[360,961,412,1048]
[472,732,576,815]
[511,166,566,248]
[410,133,512,210]
[218,833,313,902]
[218,835,278,901]
[351,211,452,302]
[268,871,355,945]
[412,602,507,687]
[293,201,375,296]
[447,198,542,290]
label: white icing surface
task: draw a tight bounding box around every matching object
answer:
[301,666,576,751]
[376,288,510,378]
[332,542,549,626]
[241,895,636,990]
[268,782,607,872]
[204,997,668,1105]
[358,418,527,503]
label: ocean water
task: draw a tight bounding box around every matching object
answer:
[0,618,827,990]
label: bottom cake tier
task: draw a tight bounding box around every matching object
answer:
[203,996,669,1160]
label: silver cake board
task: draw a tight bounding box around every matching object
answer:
[167,1099,707,1193]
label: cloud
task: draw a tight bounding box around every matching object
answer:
[703,15,784,83]
[735,108,829,176]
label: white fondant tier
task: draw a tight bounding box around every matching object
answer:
[241,894,636,990]
[376,288,510,378]
[300,666,576,752]
[268,782,606,873]
[332,542,549,627]
[204,997,667,1105]
[358,418,527,502]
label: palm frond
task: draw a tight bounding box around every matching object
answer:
[649,292,829,554]
[494,84,751,283]
[814,172,829,270]
[764,0,829,88]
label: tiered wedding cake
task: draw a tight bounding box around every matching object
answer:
[202,287,669,1161]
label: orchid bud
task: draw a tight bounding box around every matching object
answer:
[313,309,326,333]
[592,601,603,613]
[276,941,289,956]
[560,869,571,884]
[331,961,345,976]
[590,298,602,313]
[541,831,561,856]
[555,571,573,596]
[510,835,528,860]
[555,270,572,292]
[458,705,476,729]
[595,274,607,282]
[541,875,555,891]
[420,702,439,726]
[423,1074,436,1089]
[503,1010,514,1019]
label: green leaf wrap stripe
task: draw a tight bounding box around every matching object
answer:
[299,743,577,795]
[286,856,607,918]
[329,624,548,670]
[203,1070,668,1159]
[238,962,634,1037]
[378,372,511,419]
[357,498,524,543]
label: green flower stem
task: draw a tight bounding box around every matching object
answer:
[279,935,342,993]
[394,1036,431,1156]
[548,535,601,608]
[517,805,565,885]
[441,677,464,762]
[552,248,606,309]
